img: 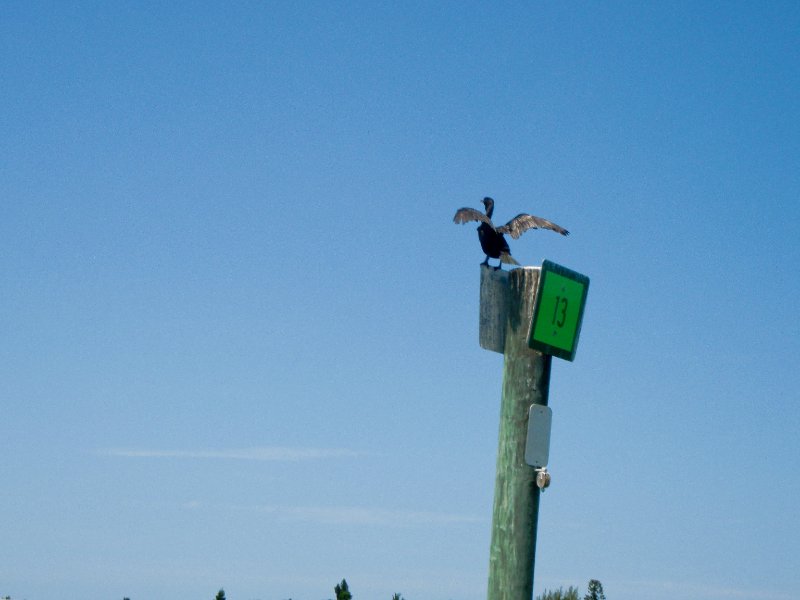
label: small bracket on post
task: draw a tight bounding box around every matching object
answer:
[535,468,551,492]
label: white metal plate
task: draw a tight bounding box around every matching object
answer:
[525,404,552,468]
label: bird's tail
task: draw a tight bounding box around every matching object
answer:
[500,252,519,266]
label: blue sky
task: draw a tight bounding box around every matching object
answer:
[2,2,799,599]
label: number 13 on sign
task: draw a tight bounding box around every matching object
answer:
[552,295,568,328]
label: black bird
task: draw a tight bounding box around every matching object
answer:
[453,197,569,268]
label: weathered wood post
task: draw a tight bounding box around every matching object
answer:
[480,264,551,600]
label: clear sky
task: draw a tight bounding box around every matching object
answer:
[2,2,799,600]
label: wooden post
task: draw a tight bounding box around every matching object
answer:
[480,265,552,600]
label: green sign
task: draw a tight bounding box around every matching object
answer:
[528,260,589,361]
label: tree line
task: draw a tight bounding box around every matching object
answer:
[333,577,607,600]
[64,576,606,600]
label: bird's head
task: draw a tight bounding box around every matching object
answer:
[482,197,495,218]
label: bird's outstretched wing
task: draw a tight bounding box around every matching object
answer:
[453,207,494,227]
[496,213,570,239]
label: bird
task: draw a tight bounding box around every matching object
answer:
[453,197,569,269]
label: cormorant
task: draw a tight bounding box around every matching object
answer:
[453,197,569,268]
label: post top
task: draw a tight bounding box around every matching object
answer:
[479,264,541,356]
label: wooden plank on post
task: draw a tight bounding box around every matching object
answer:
[479,265,510,353]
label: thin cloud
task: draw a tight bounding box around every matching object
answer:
[249,504,483,526]
[616,579,792,600]
[100,446,360,461]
